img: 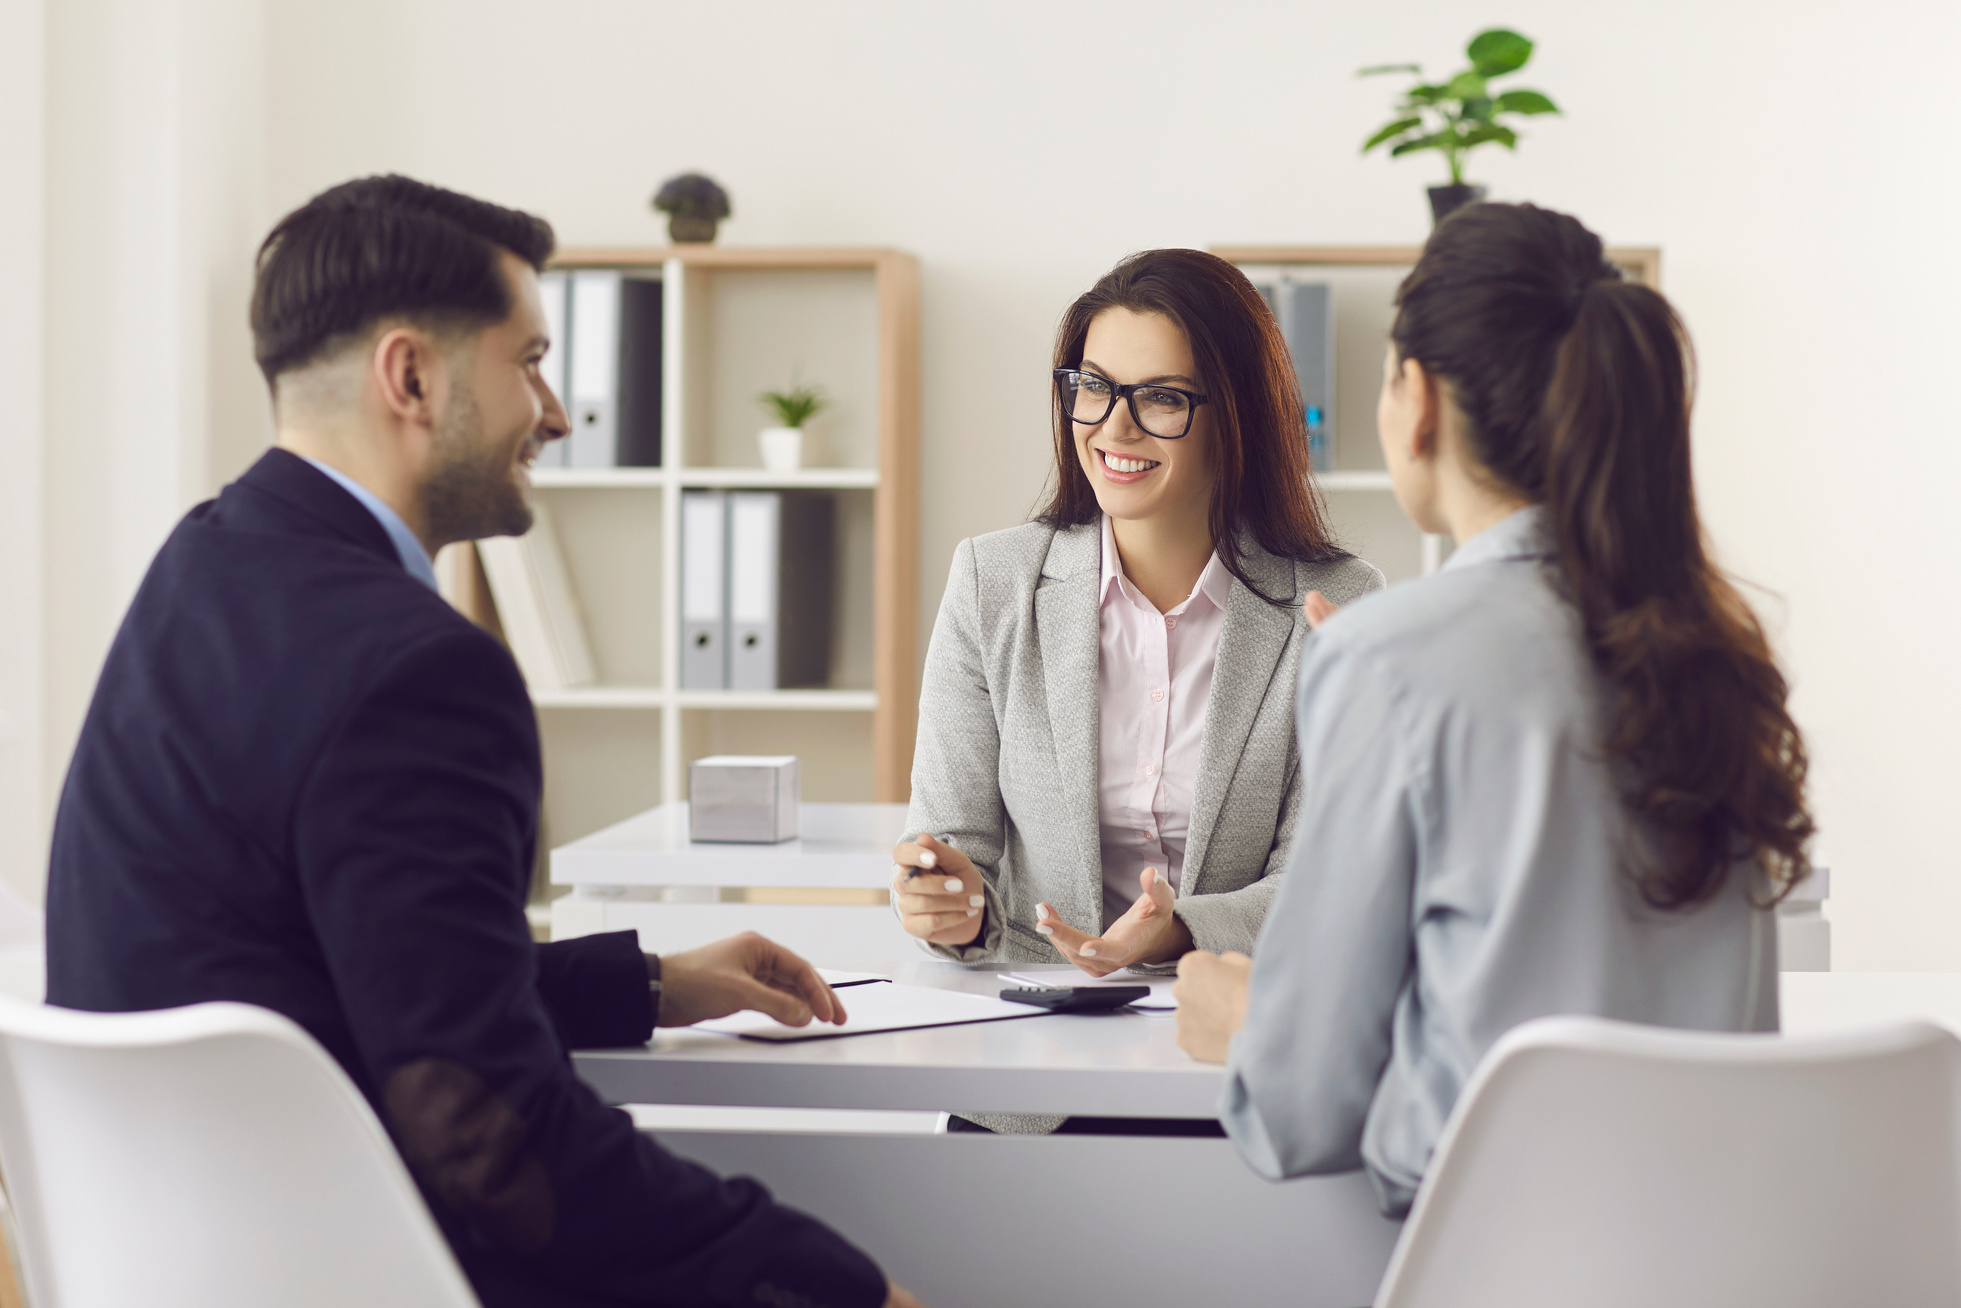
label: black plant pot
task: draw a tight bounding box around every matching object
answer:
[1427,184,1488,226]
[667,214,720,244]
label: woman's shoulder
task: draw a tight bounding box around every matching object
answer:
[961,518,1096,578]
[1294,552,1387,607]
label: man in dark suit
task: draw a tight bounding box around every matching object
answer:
[45,175,922,1308]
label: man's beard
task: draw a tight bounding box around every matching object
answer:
[422,380,533,545]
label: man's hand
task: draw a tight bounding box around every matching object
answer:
[654,932,846,1029]
[884,1283,929,1308]
[1173,949,1252,1063]
[890,833,985,947]
[1036,867,1192,977]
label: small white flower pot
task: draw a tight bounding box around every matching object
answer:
[759,426,813,472]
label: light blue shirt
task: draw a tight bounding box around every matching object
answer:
[1220,506,1776,1215]
[302,457,438,591]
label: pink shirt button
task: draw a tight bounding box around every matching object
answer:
[1165,615,1178,630]
[1143,762,1156,777]
[1151,688,1165,702]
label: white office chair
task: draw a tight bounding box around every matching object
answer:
[0,996,480,1307]
[1375,1015,1961,1308]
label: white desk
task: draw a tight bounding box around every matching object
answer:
[577,959,1403,1308]
[551,802,913,958]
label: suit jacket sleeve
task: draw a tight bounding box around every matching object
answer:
[534,933,655,1049]
[293,625,885,1308]
[901,538,1010,961]
[1171,742,1302,958]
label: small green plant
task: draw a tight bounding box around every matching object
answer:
[1359,28,1560,185]
[759,383,826,429]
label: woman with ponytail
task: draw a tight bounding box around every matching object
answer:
[1172,203,1813,1214]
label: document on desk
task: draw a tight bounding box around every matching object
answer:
[999,971,1178,1010]
[696,983,1044,1042]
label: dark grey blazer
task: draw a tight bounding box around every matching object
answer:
[904,518,1384,964]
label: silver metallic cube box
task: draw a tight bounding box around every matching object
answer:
[689,755,799,843]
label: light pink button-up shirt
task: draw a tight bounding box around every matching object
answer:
[1096,513,1232,927]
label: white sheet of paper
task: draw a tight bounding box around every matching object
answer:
[999,971,1178,1010]
[695,982,1043,1042]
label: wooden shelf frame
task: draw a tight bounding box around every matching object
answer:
[1211,245,1663,289]
[510,246,920,805]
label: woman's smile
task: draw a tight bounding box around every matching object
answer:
[1095,445,1163,483]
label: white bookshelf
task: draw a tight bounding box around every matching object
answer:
[454,247,920,850]
[1215,245,1661,583]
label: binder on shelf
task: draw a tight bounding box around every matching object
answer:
[681,490,729,689]
[535,271,569,467]
[565,270,663,469]
[476,499,595,693]
[1253,278,1336,473]
[727,490,835,692]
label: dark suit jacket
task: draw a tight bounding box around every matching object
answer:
[46,449,884,1308]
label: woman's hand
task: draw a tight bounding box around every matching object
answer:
[655,932,846,1028]
[1172,949,1252,1063]
[1302,590,1340,629]
[890,833,985,947]
[1035,867,1193,977]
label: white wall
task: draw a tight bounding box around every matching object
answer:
[17,0,1961,969]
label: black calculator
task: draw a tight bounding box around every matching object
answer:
[999,985,1150,1012]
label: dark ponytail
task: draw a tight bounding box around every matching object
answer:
[1392,203,1812,908]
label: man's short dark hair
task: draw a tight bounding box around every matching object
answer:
[250,174,555,385]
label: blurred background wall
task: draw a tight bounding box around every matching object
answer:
[2,0,1957,969]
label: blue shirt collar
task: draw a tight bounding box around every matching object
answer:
[1442,504,1553,573]
[300,456,438,591]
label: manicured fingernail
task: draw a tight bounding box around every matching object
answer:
[966,908,979,917]
[944,879,963,894]
[1081,946,1098,958]
[968,895,984,907]
[1036,904,1050,920]
[1036,924,1054,936]
[919,850,937,867]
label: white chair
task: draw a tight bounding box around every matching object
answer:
[1376,1016,1961,1308]
[0,996,480,1307]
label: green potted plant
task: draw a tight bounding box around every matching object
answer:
[1359,28,1560,225]
[757,382,826,471]
[652,173,732,244]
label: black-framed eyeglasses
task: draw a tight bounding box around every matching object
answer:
[1053,368,1209,440]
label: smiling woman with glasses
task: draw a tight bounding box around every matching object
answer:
[888,249,1385,1130]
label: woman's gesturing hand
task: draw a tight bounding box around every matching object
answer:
[1302,590,1340,629]
[1034,867,1193,977]
[890,833,986,947]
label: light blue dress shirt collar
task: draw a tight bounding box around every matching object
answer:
[1443,503,1554,573]
[300,456,438,591]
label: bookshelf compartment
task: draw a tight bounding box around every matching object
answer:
[533,486,663,687]
[539,710,665,863]
[682,709,876,804]
[687,268,881,473]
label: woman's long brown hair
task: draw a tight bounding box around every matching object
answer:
[1393,203,1812,907]
[1036,248,1347,603]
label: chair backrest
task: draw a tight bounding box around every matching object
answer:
[0,997,480,1308]
[1376,1016,1961,1308]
